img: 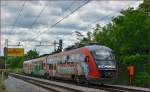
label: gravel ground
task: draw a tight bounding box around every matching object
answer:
[4,76,52,92]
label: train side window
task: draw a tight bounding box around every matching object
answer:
[52,58,54,63]
[75,54,80,62]
[59,56,61,64]
[67,55,69,61]
[70,54,74,62]
[52,58,54,64]
[85,56,89,62]
[59,57,62,64]
[41,62,44,69]
[70,55,73,62]
[64,56,67,64]
[57,57,59,64]
[72,54,75,61]
[49,64,50,69]
[69,55,73,63]
[80,54,85,62]
[38,63,41,70]
[49,64,52,70]
[66,55,70,64]
[50,64,52,69]
[62,56,65,64]
[53,64,56,70]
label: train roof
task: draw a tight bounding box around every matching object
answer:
[64,43,101,51]
[84,45,112,51]
[24,44,112,63]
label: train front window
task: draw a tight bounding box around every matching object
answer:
[95,49,111,60]
[94,49,113,60]
[92,49,116,69]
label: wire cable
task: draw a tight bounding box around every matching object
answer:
[29,2,48,29]
[30,0,90,41]
[86,1,138,30]
[10,1,26,35]
[24,0,77,41]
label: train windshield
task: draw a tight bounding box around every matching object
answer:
[95,49,112,60]
[92,48,116,69]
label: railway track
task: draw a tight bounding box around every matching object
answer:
[8,73,150,92]
[9,73,107,92]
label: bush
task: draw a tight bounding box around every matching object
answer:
[120,54,150,87]
[134,72,150,87]
[123,54,149,72]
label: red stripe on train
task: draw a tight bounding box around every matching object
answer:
[81,47,100,79]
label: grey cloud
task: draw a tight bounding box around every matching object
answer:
[47,29,72,36]
[1,0,142,55]
[80,11,112,23]
[2,30,28,35]
[56,22,87,31]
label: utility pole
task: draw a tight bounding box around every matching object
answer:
[53,40,57,51]
[4,39,8,69]
[0,22,2,56]
[35,41,58,53]
[58,39,63,52]
[35,39,63,53]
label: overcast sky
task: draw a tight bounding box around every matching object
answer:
[1,0,143,55]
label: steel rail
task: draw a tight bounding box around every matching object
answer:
[8,73,150,92]
[9,73,84,92]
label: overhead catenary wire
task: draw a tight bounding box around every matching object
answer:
[86,1,138,30]
[26,0,76,37]
[23,0,78,49]
[10,1,26,35]
[29,2,48,29]
[24,0,77,40]
[61,1,139,46]
[22,0,90,54]
[61,0,77,15]
[22,2,49,43]
[29,0,90,42]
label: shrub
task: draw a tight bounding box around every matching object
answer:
[120,54,150,87]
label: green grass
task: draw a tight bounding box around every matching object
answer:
[0,70,8,92]
[0,75,6,91]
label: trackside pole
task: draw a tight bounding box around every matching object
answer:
[4,39,8,69]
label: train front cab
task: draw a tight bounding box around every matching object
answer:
[82,45,117,84]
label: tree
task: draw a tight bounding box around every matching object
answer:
[7,56,24,69]
[25,50,39,59]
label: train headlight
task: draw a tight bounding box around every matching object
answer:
[98,65,104,68]
[98,65,116,69]
[105,65,111,68]
[111,65,116,68]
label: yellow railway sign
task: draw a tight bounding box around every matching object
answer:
[7,48,24,56]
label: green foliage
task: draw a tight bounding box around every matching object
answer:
[79,0,150,87]
[25,49,39,59]
[122,55,150,87]
[7,56,24,69]
[123,55,149,72]
[7,49,39,69]
[134,72,150,87]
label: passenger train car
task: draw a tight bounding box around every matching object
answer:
[23,45,117,84]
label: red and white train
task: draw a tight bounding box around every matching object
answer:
[23,44,117,84]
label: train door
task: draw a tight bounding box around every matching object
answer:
[82,48,100,79]
[52,56,57,77]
